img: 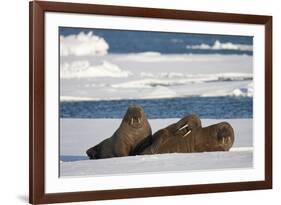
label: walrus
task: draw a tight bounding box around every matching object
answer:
[86,105,152,159]
[132,114,202,155]
[134,115,234,155]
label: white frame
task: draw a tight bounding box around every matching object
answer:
[45,12,265,193]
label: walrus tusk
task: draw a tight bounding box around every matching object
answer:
[179,124,189,131]
[131,118,134,125]
[183,130,191,137]
[222,137,225,144]
[138,118,141,123]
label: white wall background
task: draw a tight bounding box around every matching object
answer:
[0,0,279,204]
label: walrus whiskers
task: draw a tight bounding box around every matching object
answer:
[179,124,189,131]
[183,130,191,137]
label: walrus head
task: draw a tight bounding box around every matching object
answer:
[195,122,235,152]
[174,114,202,138]
[122,105,147,129]
[213,122,235,151]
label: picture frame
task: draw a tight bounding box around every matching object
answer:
[29,1,272,204]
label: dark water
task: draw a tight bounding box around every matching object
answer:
[60,27,253,55]
[60,156,88,162]
[60,96,252,119]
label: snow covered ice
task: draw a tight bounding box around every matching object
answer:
[60,119,253,177]
[60,54,253,101]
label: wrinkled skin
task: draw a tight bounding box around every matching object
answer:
[86,105,152,159]
[132,114,201,154]
[133,114,234,155]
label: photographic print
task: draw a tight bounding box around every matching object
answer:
[59,27,254,177]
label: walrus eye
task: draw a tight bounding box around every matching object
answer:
[179,123,189,131]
